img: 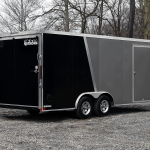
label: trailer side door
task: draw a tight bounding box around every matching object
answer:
[14,37,39,106]
[134,46,150,102]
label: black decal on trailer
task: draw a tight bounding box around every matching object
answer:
[43,34,94,109]
[72,36,94,103]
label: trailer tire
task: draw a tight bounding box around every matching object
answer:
[75,96,93,119]
[94,95,111,116]
[27,109,40,115]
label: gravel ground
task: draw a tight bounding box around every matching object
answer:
[0,104,150,150]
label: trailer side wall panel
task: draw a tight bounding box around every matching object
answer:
[87,37,123,104]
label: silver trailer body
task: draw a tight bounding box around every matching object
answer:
[0,30,150,117]
[86,36,150,105]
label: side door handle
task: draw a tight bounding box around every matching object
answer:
[30,70,39,73]
[134,71,136,75]
[30,66,39,73]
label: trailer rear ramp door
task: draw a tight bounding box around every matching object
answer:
[134,46,150,102]
[0,37,39,108]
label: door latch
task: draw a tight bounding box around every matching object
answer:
[39,83,42,88]
[37,53,42,60]
[34,70,39,73]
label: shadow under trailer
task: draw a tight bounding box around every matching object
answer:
[0,30,150,119]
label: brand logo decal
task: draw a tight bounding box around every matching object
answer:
[24,39,38,46]
[44,105,52,108]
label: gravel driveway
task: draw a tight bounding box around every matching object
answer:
[0,104,150,150]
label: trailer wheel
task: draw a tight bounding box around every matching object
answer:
[75,97,93,119]
[94,95,111,116]
[27,109,40,115]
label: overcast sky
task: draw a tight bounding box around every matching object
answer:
[0,0,3,10]
[0,0,52,11]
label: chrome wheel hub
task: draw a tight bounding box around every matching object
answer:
[100,100,109,113]
[81,101,91,115]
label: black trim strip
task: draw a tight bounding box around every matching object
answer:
[0,104,39,110]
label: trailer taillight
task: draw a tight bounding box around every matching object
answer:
[40,65,42,79]
[40,108,46,112]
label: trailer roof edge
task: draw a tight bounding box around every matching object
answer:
[44,30,150,43]
[0,30,42,38]
[0,29,150,43]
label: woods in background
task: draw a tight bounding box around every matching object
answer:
[0,0,149,40]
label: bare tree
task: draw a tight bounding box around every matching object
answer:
[32,0,100,33]
[0,0,43,33]
[87,0,105,35]
[69,0,100,33]
[103,0,129,37]
[33,0,72,32]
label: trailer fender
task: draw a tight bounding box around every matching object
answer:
[75,91,114,109]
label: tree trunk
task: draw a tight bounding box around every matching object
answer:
[118,1,121,36]
[21,0,24,31]
[98,0,103,35]
[139,0,143,10]
[144,0,150,39]
[128,0,135,38]
[64,0,69,32]
[81,18,86,33]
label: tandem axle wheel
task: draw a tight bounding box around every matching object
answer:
[76,95,111,119]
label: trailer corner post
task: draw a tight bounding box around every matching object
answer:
[38,33,43,110]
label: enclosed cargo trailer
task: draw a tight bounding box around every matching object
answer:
[0,30,150,118]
